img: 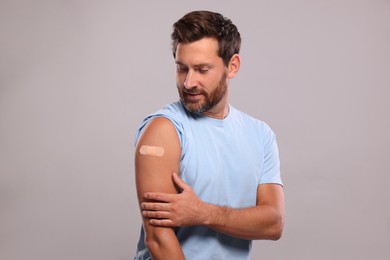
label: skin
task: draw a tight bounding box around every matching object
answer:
[135,37,285,259]
[142,173,285,240]
[176,37,239,119]
[135,117,184,260]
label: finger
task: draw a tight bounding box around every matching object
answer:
[141,202,170,211]
[143,192,175,202]
[142,210,171,219]
[149,218,176,227]
[172,172,190,191]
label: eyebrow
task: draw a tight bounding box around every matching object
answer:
[175,61,213,68]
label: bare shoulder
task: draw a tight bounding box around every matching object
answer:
[137,117,179,146]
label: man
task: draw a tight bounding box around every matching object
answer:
[134,10,284,260]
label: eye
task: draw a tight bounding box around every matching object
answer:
[176,65,188,72]
[198,67,209,74]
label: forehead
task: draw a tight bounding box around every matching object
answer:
[175,38,221,64]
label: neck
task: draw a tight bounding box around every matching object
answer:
[202,105,229,119]
[202,91,230,119]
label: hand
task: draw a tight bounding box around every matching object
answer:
[141,172,206,227]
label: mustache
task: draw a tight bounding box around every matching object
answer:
[182,87,206,95]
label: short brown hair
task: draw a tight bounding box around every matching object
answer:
[171,10,241,66]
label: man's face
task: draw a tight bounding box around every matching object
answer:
[175,38,228,115]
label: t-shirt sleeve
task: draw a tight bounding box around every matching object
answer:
[134,105,184,147]
[259,123,283,186]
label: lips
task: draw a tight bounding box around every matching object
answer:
[184,89,201,94]
[182,92,204,103]
[185,93,201,99]
[186,92,202,96]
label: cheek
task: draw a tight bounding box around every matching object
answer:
[176,78,185,93]
[176,74,185,85]
[206,75,221,87]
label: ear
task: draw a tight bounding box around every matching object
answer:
[227,54,240,79]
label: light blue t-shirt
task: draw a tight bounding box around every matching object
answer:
[134,101,282,260]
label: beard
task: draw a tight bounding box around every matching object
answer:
[177,72,228,114]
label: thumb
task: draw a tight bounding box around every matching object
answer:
[172,172,189,191]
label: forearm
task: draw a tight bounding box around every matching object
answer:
[142,179,285,240]
[200,203,284,240]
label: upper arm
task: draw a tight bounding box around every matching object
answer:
[135,117,181,237]
[135,117,181,199]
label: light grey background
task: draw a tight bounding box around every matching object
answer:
[1,0,389,259]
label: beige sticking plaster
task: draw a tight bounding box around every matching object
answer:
[139,145,165,157]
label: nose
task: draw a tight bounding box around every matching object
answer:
[183,70,197,89]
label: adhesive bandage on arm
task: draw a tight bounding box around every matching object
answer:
[139,145,165,157]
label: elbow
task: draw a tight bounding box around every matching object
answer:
[145,237,156,252]
[144,228,176,254]
[269,224,283,241]
[145,233,162,253]
[144,230,184,260]
[269,213,285,241]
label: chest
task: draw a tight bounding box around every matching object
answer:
[179,122,264,207]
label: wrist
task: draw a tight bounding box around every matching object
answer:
[199,202,221,227]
